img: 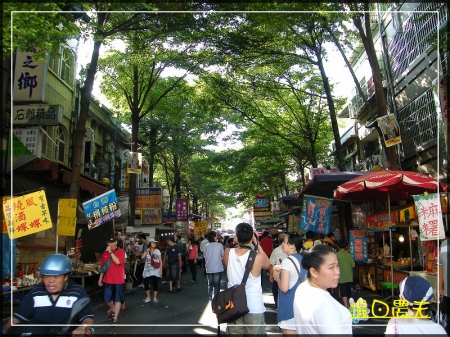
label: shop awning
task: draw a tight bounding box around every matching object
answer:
[62,169,108,195]
[278,206,301,217]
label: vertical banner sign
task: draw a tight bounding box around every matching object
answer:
[57,199,77,236]
[377,114,402,147]
[135,187,162,209]
[300,195,333,234]
[127,151,142,174]
[141,209,161,224]
[176,199,189,222]
[413,193,445,241]
[13,52,47,102]
[2,190,52,239]
[82,190,121,230]
[349,229,368,262]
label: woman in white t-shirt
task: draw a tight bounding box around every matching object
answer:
[293,244,352,335]
[141,238,162,303]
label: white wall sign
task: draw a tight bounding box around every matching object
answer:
[13,104,62,125]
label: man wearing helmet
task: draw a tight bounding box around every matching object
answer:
[3,253,94,335]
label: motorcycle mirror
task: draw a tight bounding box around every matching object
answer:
[68,297,90,323]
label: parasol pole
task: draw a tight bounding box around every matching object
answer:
[409,223,413,271]
[388,191,394,300]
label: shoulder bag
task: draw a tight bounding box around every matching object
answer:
[212,250,257,324]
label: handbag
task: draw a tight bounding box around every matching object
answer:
[150,254,161,269]
[212,250,257,324]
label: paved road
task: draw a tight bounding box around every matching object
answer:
[88,266,387,335]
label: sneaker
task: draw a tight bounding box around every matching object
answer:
[143,298,151,303]
[138,284,145,288]
[153,298,158,303]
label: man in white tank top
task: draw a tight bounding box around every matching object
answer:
[223,223,271,335]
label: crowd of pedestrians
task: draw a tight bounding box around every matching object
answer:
[10,226,443,336]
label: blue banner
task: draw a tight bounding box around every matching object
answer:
[82,190,121,230]
[300,195,332,234]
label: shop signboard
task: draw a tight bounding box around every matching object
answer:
[82,190,121,230]
[176,199,189,222]
[349,229,368,262]
[13,104,62,125]
[141,208,161,224]
[136,187,162,209]
[300,195,332,234]
[194,221,208,237]
[253,198,271,223]
[57,198,77,236]
[288,214,300,233]
[3,190,52,239]
[413,193,445,240]
[366,211,397,231]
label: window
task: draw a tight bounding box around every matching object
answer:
[48,47,75,85]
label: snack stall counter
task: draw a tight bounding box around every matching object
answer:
[357,261,384,292]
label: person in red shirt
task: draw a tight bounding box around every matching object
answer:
[98,235,125,324]
[260,231,274,258]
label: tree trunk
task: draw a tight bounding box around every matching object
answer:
[70,38,103,199]
[353,10,399,170]
[128,65,140,227]
[316,54,346,171]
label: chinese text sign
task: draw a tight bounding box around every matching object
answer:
[57,199,77,236]
[3,190,52,239]
[413,193,445,240]
[82,190,121,230]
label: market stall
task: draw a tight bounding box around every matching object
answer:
[334,170,448,301]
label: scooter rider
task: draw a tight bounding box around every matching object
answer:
[4,253,94,335]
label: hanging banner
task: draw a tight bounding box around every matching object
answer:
[176,199,189,222]
[57,198,77,236]
[2,190,52,239]
[82,190,121,230]
[141,208,161,224]
[127,151,142,174]
[366,211,397,231]
[377,114,401,147]
[349,229,368,262]
[413,193,445,241]
[300,195,332,234]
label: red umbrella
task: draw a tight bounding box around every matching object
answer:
[334,170,447,201]
[333,170,447,300]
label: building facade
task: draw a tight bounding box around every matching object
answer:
[332,2,448,181]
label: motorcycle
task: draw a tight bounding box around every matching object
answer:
[5,297,93,336]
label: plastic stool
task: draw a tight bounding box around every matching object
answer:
[381,282,399,298]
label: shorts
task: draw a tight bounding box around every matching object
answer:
[166,261,180,281]
[226,312,266,336]
[338,282,352,298]
[104,283,125,303]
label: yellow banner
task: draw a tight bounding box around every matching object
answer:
[58,199,77,236]
[3,190,52,239]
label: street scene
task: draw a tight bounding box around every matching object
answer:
[2,2,449,336]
